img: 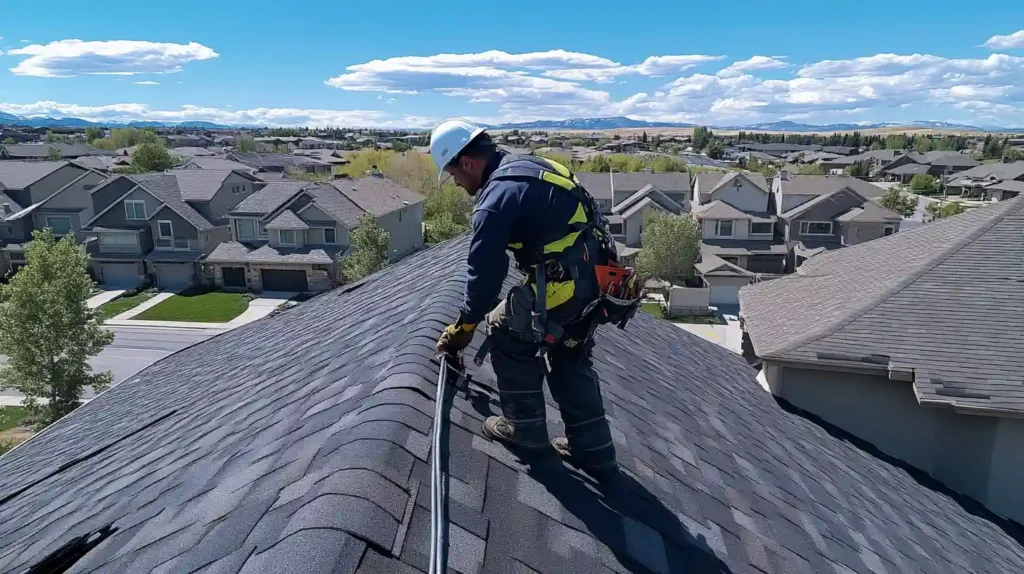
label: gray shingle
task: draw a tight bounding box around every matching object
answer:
[232,182,308,215]
[184,157,255,172]
[777,174,886,199]
[264,209,309,230]
[742,196,1024,414]
[1,236,1023,574]
[948,161,1024,182]
[576,171,691,200]
[306,185,366,227]
[129,173,215,230]
[206,241,339,264]
[169,169,235,202]
[0,161,69,190]
[331,175,425,217]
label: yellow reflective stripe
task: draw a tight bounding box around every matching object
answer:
[543,158,572,178]
[531,280,576,309]
[568,203,587,225]
[509,242,523,249]
[543,230,582,254]
[540,171,576,191]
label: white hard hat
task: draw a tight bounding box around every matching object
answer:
[429,118,486,184]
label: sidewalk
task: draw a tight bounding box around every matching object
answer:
[107,292,176,321]
[86,289,125,309]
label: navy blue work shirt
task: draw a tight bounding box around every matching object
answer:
[460,152,582,325]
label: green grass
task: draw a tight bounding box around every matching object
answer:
[0,406,28,433]
[640,302,663,316]
[96,291,156,320]
[667,314,725,325]
[134,291,250,323]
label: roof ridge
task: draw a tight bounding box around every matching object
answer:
[770,198,1024,359]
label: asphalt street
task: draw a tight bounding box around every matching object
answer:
[0,326,221,402]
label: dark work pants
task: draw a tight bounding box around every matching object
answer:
[485,285,617,470]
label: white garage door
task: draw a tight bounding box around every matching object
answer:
[101,263,141,288]
[710,284,741,306]
[155,264,193,290]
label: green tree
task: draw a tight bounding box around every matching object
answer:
[1003,147,1024,161]
[915,138,935,153]
[926,200,966,221]
[692,126,712,151]
[844,160,872,178]
[339,213,391,281]
[878,187,918,217]
[798,163,826,175]
[705,142,725,159]
[635,211,701,281]
[1,137,14,145]
[869,140,885,151]
[46,146,63,161]
[641,131,648,144]
[131,143,175,172]
[982,135,1004,160]
[0,230,114,426]
[45,130,58,143]
[84,126,104,143]
[235,133,257,152]
[909,174,937,192]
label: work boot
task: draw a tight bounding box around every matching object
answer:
[551,437,619,484]
[482,416,549,451]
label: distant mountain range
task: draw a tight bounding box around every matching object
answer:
[0,112,1019,133]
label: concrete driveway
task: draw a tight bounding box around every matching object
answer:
[673,305,742,354]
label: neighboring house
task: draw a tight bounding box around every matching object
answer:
[165,134,212,148]
[774,172,900,269]
[692,172,787,281]
[293,148,349,167]
[226,152,332,176]
[0,142,114,161]
[575,171,690,214]
[694,252,755,306]
[83,169,261,289]
[0,161,107,276]
[945,160,1024,200]
[179,156,257,174]
[881,151,979,182]
[207,174,424,292]
[212,134,236,146]
[2,235,1022,574]
[168,147,217,161]
[607,184,684,251]
[741,195,1024,525]
[819,149,900,174]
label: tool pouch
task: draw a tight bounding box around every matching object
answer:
[588,293,641,329]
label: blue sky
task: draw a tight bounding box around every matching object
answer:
[2,1,1024,127]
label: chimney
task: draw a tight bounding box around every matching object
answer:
[1,203,10,215]
[779,169,789,181]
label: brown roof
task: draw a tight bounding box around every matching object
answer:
[330,175,425,216]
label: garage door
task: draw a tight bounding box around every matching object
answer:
[710,285,741,306]
[261,269,307,292]
[101,263,141,288]
[154,264,193,291]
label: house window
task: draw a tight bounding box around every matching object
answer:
[44,216,72,238]
[258,221,268,239]
[751,222,773,234]
[236,218,256,241]
[279,229,296,245]
[609,223,623,235]
[100,233,136,247]
[800,221,833,235]
[715,220,734,237]
[323,227,337,244]
[124,200,147,220]
[232,184,247,194]
[884,224,896,236]
[156,220,174,248]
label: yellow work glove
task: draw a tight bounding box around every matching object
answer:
[436,321,476,355]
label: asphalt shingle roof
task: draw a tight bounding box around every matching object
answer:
[777,174,885,200]
[306,185,366,227]
[742,197,1024,415]
[184,157,255,172]
[702,239,790,256]
[1,236,1022,573]
[835,201,902,222]
[264,209,309,230]
[206,241,338,264]
[0,142,112,159]
[576,171,691,200]
[129,173,215,231]
[227,152,328,169]
[692,200,754,220]
[168,170,235,202]
[947,161,1024,183]
[0,192,24,221]
[232,182,308,215]
[885,163,932,176]
[611,184,684,216]
[0,161,68,190]
[331,175,425,217]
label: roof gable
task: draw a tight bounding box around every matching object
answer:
[611,184,683,216]
[1,237,1022,573]
[0,161,70,190]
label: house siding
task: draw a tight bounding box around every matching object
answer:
[765,362,1024,525]
[203,173,257,223]
[0,219,30,242]
[701,217,749,240]
[201,227,231,255]
[376,202,423,258]
[40,170,106,222]
[709,177,769,212]
[149,206,199,241]
[841,221,900,245]
[90,177,137,216]
[789,189,865,244]
[25,164,88,204]
[93,187,163,230]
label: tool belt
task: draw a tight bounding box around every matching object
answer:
[585,262,642,330]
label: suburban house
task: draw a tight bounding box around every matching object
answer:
[207,174,425,292]
[773,172,899,268]
[179,156,256,174]
[0,161,108,277]
[880,151,979,182]
[0,142,113,161]
[740,195,1024,526]
[691,171,786,277]
[817,149,900,174]
[944,160,1024,200]
[1,235,1022,574]
[83,169,262,289]
[165,134,212,148]
[226,151,332,176]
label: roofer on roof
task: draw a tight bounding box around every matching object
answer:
[431,118,641,481]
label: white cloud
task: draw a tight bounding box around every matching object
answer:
[716,56,788,78]
[0,100,434,128]
[19,40,30,44]
[983,30,1024,50]
[7,39,218,77]
[133,80,159,85]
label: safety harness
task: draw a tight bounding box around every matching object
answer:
[473,155,640,365]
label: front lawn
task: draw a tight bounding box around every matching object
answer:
[97,291,156,320]
[0,406,28,433]
[640,302,664,316]
[133,291,250,323]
